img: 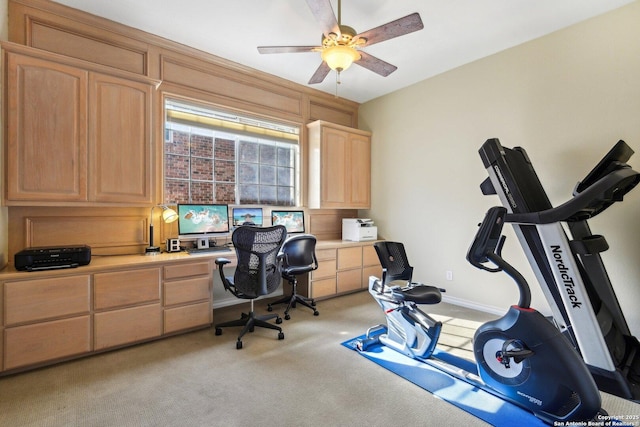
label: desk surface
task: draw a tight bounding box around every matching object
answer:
[0,239,379,280]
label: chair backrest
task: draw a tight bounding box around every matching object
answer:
[232,225,287,298]
[373,241,414,286]
[279,234,318,277]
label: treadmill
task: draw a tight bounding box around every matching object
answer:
[478,138,640,400]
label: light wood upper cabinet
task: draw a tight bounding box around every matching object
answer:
[307,120,371,209]
[6,52,89,202]
[89,73,153,203]
[3,43,156,206]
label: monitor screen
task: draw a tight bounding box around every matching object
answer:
[232,207,264,226]
[177,204,230,236]
[271,210,305,234]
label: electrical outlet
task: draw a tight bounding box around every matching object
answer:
[446,270,453,281]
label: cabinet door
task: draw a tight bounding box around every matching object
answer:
[89,73,153,203]
[320,126,349,207]
[348,133,371,207]
[5,52,88,202]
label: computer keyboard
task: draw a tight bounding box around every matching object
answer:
[185,246,232,255]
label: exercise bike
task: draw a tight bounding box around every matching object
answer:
[357,206,603,424]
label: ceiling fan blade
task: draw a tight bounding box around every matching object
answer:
[308,61,331,84]
[257,46,320,54]
[355,51,397,77]
[355,13,424,47]
[305,0,339,37]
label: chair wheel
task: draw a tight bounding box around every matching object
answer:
[215,328,222,336]
[276,317,283,324]
[278,332,285,340]
[249,326,255,333]
[236,340,243,349]
[267,305,273,312]
[313,311,319,316]
[285,314,291,320]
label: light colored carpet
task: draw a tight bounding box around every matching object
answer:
[0,291,637,427]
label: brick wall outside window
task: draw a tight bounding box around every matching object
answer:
[164,102,298,206]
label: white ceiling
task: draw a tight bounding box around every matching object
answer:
[52,0,634,103]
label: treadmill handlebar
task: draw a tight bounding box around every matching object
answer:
[505,167,640,224]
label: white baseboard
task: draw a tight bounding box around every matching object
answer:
[441,294,506,317]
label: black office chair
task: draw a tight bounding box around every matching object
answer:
[267,234,319,320]
[374,241,443,304]
[214,225,288,349]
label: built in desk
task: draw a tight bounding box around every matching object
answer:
[0,240,380,374]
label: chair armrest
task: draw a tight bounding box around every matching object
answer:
[215,257,231,266]
[215,257,237,295]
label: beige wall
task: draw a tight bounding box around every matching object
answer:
[359,1,640,335]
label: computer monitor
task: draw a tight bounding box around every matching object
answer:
[232,207,264,227]
[271,210,305,234]
[177,204,230,238]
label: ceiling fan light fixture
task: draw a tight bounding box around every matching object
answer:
[321,45,361,72]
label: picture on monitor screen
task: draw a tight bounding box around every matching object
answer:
[271,210,305,234]
[232,207,263,226]
[177,204,229,236]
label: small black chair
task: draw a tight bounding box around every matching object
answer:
[267,234,319,319]
[214,225,287,349]
[374,241,444,305]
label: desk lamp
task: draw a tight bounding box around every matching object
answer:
[145,205,178,255]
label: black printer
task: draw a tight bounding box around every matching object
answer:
[14,245,91,271]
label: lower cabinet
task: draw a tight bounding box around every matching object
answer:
[309,248,337,298]
[163,260,212,334]
[4,316,91,370]
[95,304,162,350]
[0,256,214,374]
[3,275,91,369]
[164,301,211,334]
[362,245,382,284]
[337,246,364,293]
[309,242,381,299]
[93,267,162,350]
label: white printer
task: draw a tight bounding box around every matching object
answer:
[342,218,378,241]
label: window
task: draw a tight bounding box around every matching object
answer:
[164,99,300,206]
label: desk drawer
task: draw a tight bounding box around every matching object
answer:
[164,261,211,280]
[337,268,362,293]
[4,275,90,325]
[94,268,160,310]
[311,277,336,298]
[312,258,336,279]
[94,303,162,350]
[164,301,211,334]
[362,245,379,267]
[164,276,210,306]
[338,247,362,270]
[4,315,91,370]
[316,248,336,261]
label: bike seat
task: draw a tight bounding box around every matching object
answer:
[392,282,442,305]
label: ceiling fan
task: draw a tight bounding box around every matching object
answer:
[257,0,424,84]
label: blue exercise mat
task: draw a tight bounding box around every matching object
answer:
[343,335,582,427]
